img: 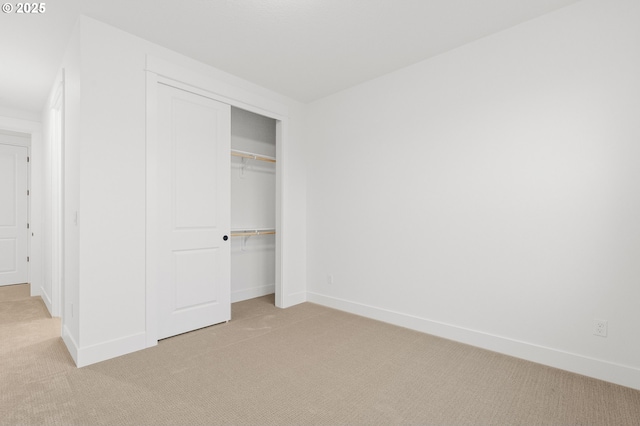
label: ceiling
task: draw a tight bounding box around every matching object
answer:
[1,0,581,115]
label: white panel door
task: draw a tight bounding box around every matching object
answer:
[157,83,231,339]
[0,144,28,286]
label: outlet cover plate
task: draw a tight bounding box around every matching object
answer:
[594,319,608,337]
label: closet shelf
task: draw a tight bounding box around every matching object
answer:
[231,149,276,163]
[230,228,276,237]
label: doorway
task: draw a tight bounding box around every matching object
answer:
[230,107,277,304]
[0,133,29,287]
[0,93,62,318]
[145,68,287,347]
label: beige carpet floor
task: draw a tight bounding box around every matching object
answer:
[1,284,640,425]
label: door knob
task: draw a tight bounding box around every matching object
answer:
[223,235,228,241]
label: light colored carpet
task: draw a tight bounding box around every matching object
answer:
[1,283,639,425]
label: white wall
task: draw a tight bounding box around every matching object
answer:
[56,16,307,366]
[231,108,277,302]
[231,107,277,158]
[0,107,40,123]
[305,0,640,390]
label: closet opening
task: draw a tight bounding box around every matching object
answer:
[230,107,277,307]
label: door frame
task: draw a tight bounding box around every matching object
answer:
[0,140,29,287]
[48,80,65,318]
[0,117,41,300]
[145,56,289,348]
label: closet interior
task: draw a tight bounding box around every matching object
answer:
[230,107,277,304]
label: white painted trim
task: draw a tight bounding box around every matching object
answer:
[145,71,160,348]
[65,323,146,367]
[0,134,30,147]
[274,120,284,308]
[26,145,31,289]
[145,56,289,346]
[0,115,43,299]
[40,284,53,314]
[49,76,65,318]
[146,56,288,119]
[307,292,640,391]
[231,285,275,303]
[62,324,79,365]
[29,132,42,299]
[75,332,147,367]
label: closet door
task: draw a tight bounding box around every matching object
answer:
[156,83,231,339]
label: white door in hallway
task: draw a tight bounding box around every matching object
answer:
[156,83,231,339]
[0,144,28,286]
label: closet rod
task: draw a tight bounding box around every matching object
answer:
[231,149,276,163]
[230,229,276,237]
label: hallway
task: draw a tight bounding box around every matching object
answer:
[0,284,62,360]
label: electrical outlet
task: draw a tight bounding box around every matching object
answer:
[327,274,334,285]
[594,319,608,337]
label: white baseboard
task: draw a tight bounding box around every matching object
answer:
[40,285,53,316]
[76,332,147,367]
[231,284,275,303]
[307,292,640,391]
[62,325,79,365]
[62,328,147,368]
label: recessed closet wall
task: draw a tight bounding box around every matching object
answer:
[230,107,276,303]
